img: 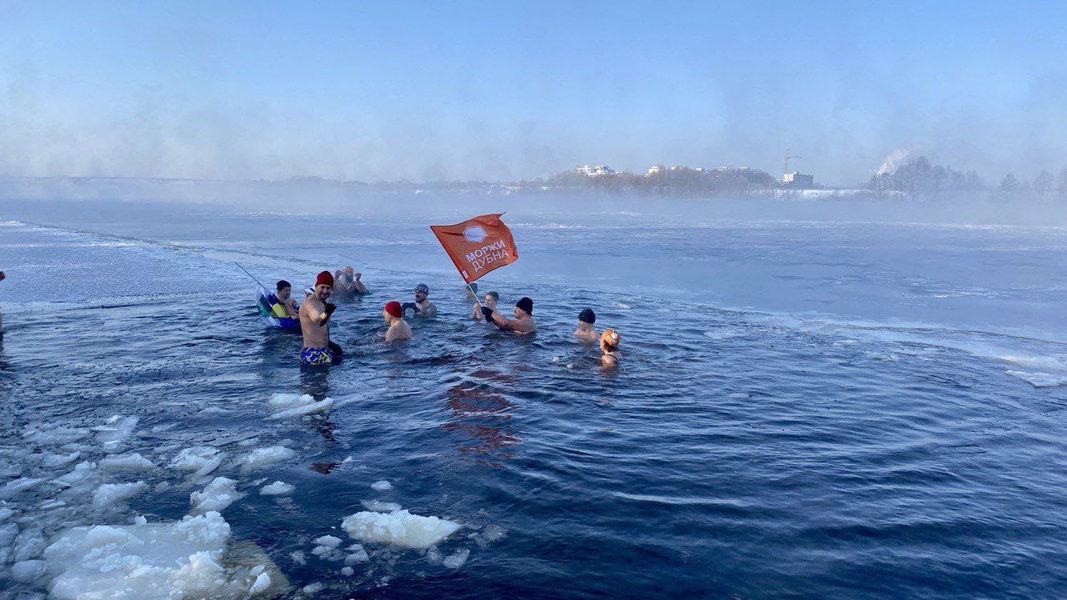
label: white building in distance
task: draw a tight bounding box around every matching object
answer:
[782,171,814,188]
[576,165,616,177]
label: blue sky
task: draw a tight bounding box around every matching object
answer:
[1,1,1065,185]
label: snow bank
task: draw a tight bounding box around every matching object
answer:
[341,510,461,549]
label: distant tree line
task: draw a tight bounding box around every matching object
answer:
[868,156,1067,200]
[521,166,780,196]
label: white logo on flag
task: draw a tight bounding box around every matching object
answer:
[463,226,487,243]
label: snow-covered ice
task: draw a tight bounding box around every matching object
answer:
[266,393,334,420]
[361,500,402,512]
[341,510,462,549]
[170,446,224,478]
[190,477,245,515]
[92,481,148,508]
[260,481,295,496]
[241,445,297,470]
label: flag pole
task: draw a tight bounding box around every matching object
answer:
[235,262,266,289]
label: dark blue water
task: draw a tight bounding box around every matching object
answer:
[1,197,1066,599]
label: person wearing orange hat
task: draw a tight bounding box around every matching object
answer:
[383,300,412,342]
[299,270,341,366]
[599,329,621,368]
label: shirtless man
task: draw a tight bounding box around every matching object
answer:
[270,280,300,319]
[402,283,437,318]
[574,308,598,342]
[299,271,340,366]
[600,329,621,368]
[383,301,412,342]
[333,266,368,298]
[472,291,499,321]
[483,296,536,335]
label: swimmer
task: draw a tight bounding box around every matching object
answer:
[383,301,412,342]
[483,296,536,335]
[333,266,368,297]
[464,282,479,301]
[599,329,621,368]
[575,308,598,343]
[299,271,341,366]
[270,280,300,319]
[472,290,499,321]
[402,283,437,318]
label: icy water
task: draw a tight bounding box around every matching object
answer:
[1,196,1066,599]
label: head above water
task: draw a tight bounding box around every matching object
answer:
[600,328,620,350]
[315,271,334,288]
[515,297,533,316]
[486,291,499,302]
[384,300,402,319]
[578,308,596,324]
[276,280,291,292]
[415,283,430,297]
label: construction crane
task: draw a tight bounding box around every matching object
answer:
[783,150,801,175]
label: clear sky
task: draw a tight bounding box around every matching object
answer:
[1,1,1065,185]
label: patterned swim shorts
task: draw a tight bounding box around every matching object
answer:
[300,346,335,366]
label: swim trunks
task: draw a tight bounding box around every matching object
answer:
[300,346,335,366]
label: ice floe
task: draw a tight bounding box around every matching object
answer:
[341,510,461,549]
[371,480,392,491]
[99,453,156,472]
[43,512,288,600]
[92,481,148,509]
[361,500,402,512]
[260,481,295,496]
[266,393,334,420]
[170,446,224,479]
[92,415,139,451]
[241,446,297,470]
[190,477,244,515]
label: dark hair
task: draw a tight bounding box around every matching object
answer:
[276,280,291,291]
[486,291,500,301]
[578,308,596,324]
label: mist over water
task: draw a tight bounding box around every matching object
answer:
[0,190,1065,599]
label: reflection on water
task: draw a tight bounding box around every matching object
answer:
[444,368,520,468]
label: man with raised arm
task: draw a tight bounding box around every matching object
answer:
[299,271,340,366]
[483,296,537,335]
[333,266,368,298]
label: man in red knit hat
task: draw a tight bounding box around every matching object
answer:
[382,300,412,342]
[299,271,341,365]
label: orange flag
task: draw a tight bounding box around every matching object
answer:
[430,213,519,284]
